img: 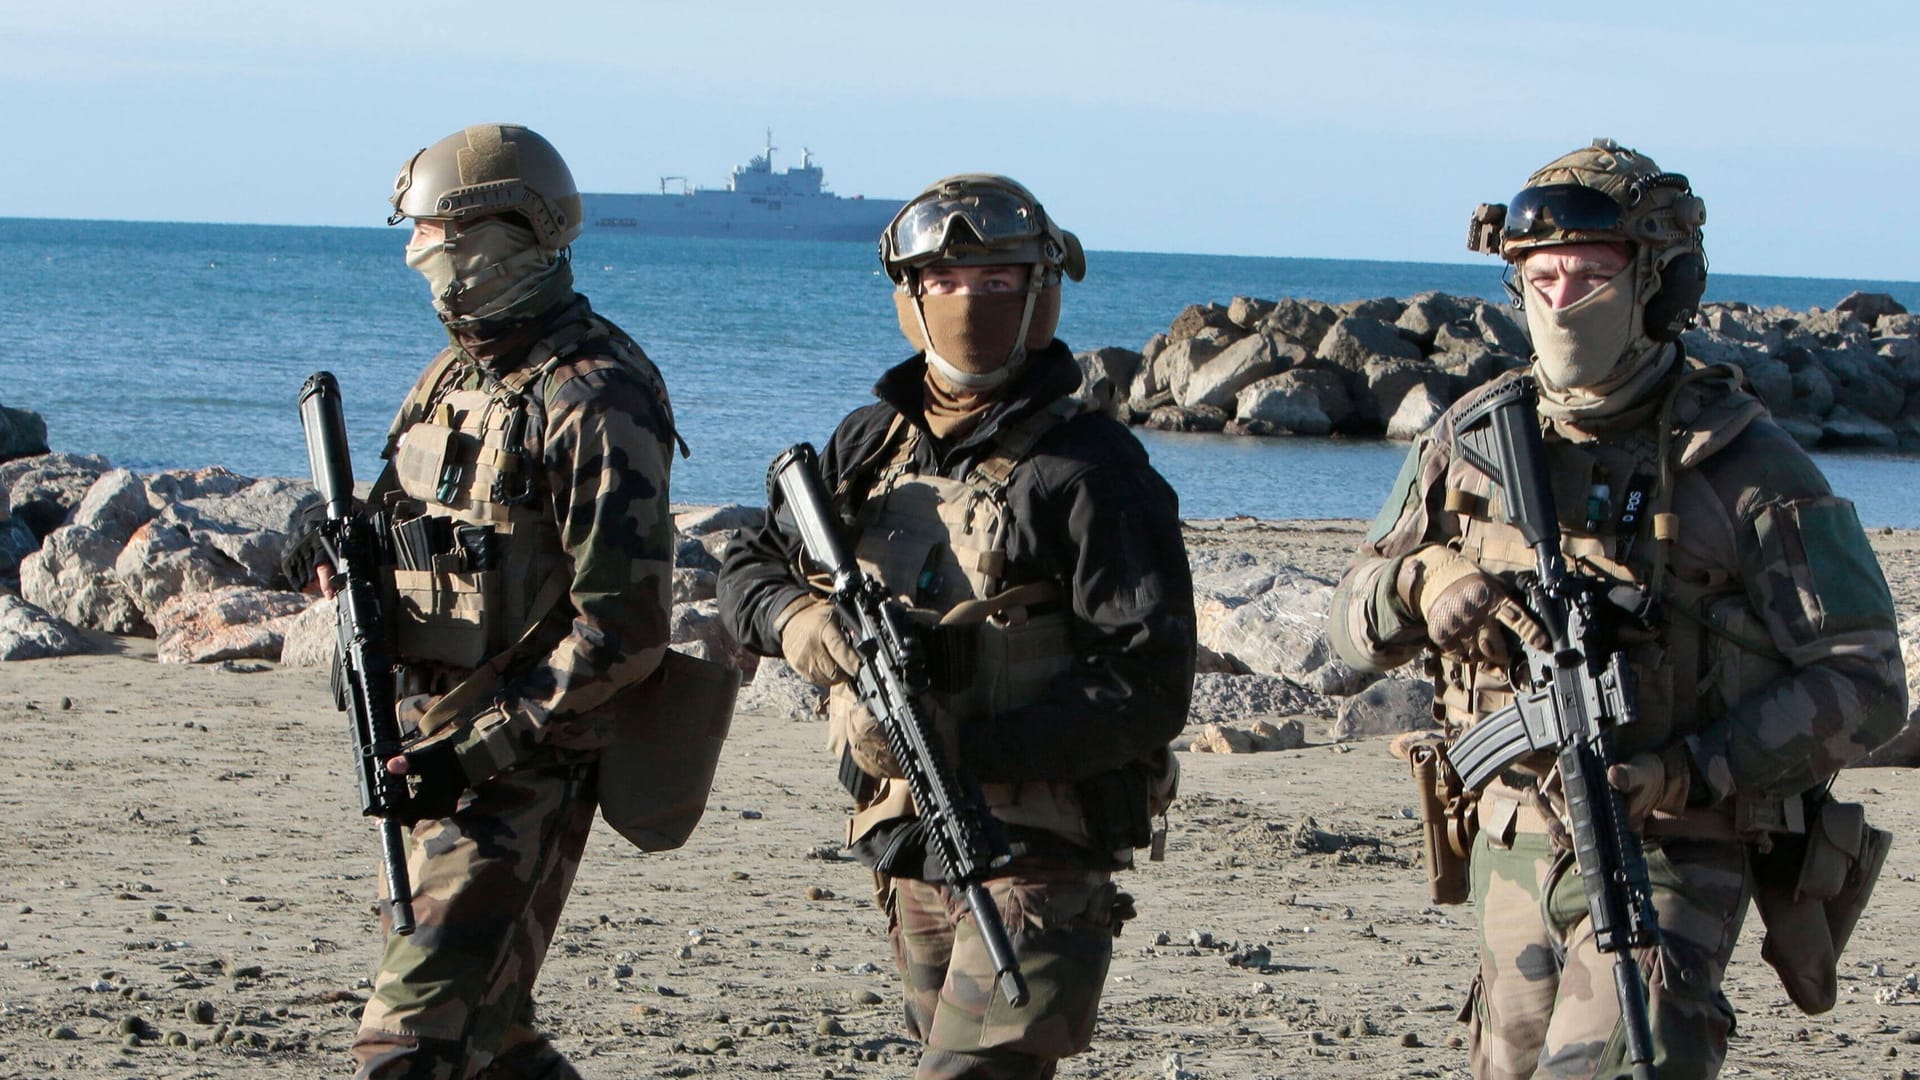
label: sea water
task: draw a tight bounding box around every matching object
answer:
[4,218,1917,525]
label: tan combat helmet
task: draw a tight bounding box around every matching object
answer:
[1468,138,1709,340]
[879,174,1086,285]
[388,124,583,251]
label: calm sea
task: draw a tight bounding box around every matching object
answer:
[4,218,1918,526]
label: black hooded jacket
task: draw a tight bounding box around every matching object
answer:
[718,342,1196,793]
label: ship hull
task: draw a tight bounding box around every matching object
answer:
[581,192,904,242]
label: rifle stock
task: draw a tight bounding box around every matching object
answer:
[766,443,1030,1008]
[1444,378,1660,1078]
[298,372,417,936]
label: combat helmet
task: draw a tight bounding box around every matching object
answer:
[1468,138,1708,341]
[389,124,582,251]
[879,174,1086,285]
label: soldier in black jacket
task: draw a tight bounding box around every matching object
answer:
[719,174,1195,1080]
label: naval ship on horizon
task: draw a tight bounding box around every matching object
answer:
[581,133,905,242]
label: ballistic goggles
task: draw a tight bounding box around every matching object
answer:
[1501,183,1627,245]
[884,184,1047,269]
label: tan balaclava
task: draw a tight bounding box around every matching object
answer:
[405,216,570,329]
[879,174,1085,437]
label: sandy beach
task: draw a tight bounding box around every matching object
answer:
[2,519,1917,1079]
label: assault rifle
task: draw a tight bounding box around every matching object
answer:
[298,371,417,936]
[1440,378,1660,1079]
[767,443,1030,1008]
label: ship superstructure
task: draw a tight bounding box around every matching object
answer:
[581,132,904,242]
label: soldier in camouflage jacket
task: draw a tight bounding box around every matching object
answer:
[1329,141,1906,1079]
[348,125,678,1080]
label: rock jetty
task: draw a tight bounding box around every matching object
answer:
[1077,290,1920,451]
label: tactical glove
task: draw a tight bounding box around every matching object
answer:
[1606,743,1693,829]
[395,739,470,824]
[778,597,861,688]
[1395,544,1548,661]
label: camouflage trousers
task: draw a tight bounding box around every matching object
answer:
[1466,829,1750,1080]
[885,859,1130,1080]
[352,761,598,1080]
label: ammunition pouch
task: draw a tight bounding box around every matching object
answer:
[1410,741,1477,904]
[383,507,508,669]
[1749,792,1893,1014]
[595,648,740,852]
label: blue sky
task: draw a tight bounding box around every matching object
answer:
[6,0,1918,280]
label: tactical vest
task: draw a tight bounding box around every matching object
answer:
[378,314,673,673]
[1437,367,1787,785]
[832,400,1170,860]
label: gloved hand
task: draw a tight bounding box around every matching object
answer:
[778,597,861,688]
[389,739,470,824]
[1606,744,1693,829]
[1395,544,1549,661]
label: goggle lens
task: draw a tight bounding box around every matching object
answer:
[1502,183,1625,242]
[887,188,1039,264]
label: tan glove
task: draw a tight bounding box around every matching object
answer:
[1395,545,1549,662]
[1606,744,1693,830]
[778,597,861,688]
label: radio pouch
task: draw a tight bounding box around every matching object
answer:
[1751,795,1893,1014]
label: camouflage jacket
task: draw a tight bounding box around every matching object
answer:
[1329,361,1905,803]
[386,295,678,784]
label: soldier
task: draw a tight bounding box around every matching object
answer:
[717,174,1196,1079]
[1328,138,1907,1078]
[348,124,680,1080]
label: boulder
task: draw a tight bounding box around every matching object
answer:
[1356,359,1450,433]
[1819,406,1898,449]
[1791,365,1835,418]
[1227,296,1277,330]
[1474,303,1532,357]
[1699,304,1767,342]
[1329,678,1436,742]
[0,404,50,464]
[1258,298,1340,352]
[736,657,826,722]
[1188,722,1254,754]
[1874,337,1920,391]
[152,586,309,664]
[1775,415,1824,449]
[71,468,154,545]
[1235,367,1354,436]
[675,533,722,573]
[1815,347,1905,422]
[1195,560,1373,695]
[1385,381,1449,440]
[1880,313,1920,338]
[1163,328,1237,405]
[1834,291,1908,330]
[1074,347,1146,418]
[1181,334,1301,411]
[1144,404,1227,433]
[278,596,337,667]
[1186,671,1330,727]
[21,523,149,634]
[116,510,263,623]
[1736,357,1796,417]
[670,599,759,684]
[0,594,93,660]
[1168,302,1240,342]
[1395,293,1477,348]
[1315,316,1422,371]
[674,504,764,535]
[1434,347,1521,392]
[1340,296,1407,323]
[144,465,252,503]
[673,566,718,604]
[0,510,35,586]
[0,452,111,540]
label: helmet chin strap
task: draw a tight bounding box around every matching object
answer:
[913,267,1044,391]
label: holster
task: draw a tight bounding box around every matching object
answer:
[596,648,740,852]
[1410,742,1477,905]
[1749,794,1893,1014]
